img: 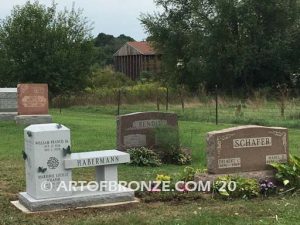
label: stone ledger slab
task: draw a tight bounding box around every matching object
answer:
[0,112,17,121]
[15,115,52,125]
[207,125,288,174]
[17,83,49,115]
[117,112,178,150]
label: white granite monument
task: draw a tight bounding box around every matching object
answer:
[15,123,135,212]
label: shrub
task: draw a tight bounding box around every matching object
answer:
[175,153,192,165]
[155,126,179,164]
[214,176,259,199]
[89,67,134,89]
[154,126,191,165]
[179,166,202,182]
[128,147,161,167]
[123,82,165,103]
[270,155,300,190]
[155,126,180,149]
[155,126,191,165]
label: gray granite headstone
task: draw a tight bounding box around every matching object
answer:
[0,88,17,112]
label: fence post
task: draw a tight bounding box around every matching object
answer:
[166,87,169,111]
[215,84,218,125]
[180,85,185,112]
[59,95,62,114]
[156,94,160,111]
[117,89,121,115]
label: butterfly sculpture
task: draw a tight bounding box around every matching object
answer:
[63,145,72,157]
[38,167,47,173]
[27,131,32,137]
[22,151,27,160]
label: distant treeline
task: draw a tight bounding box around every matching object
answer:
[141,0,300,96]
[0,1,135,97]
[1,1,299,99]
[93,33,134,67]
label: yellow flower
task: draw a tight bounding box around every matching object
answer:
[156,174,171,181]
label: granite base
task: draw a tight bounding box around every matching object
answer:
[18,185,135,212]
[15,115,52,125]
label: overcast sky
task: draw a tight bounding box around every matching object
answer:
[0,0,160,40]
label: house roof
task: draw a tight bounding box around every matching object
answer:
[113,41,157,56]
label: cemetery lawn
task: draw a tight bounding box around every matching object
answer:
[0,107,299,225]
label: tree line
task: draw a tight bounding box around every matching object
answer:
[0,0,299,97]
[0,1,134,97]
[141,0,300,95]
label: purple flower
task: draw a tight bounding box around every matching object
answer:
[260,183,267,188]
[267,182,274,188]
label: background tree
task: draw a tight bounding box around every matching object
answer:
[141,0,300,95]
[93,33,134,67]
[0,1,94,96]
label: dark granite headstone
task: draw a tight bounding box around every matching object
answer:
[206,125,289,174]
[116,112,178,151]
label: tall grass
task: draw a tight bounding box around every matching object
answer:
[57,98,300,129]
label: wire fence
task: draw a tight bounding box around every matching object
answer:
[51,87,300,128]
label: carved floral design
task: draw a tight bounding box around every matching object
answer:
[216,133,235,158]
[269,131,287,153]
[217,133,235,149]
[47,157,59,169]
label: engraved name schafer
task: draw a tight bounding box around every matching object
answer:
[233,137,272,148]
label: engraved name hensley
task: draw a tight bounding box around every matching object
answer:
[233,137,272,148]
[76,156,119,167]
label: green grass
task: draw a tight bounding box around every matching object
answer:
[0,107,300,225]
[63,99,300,128]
